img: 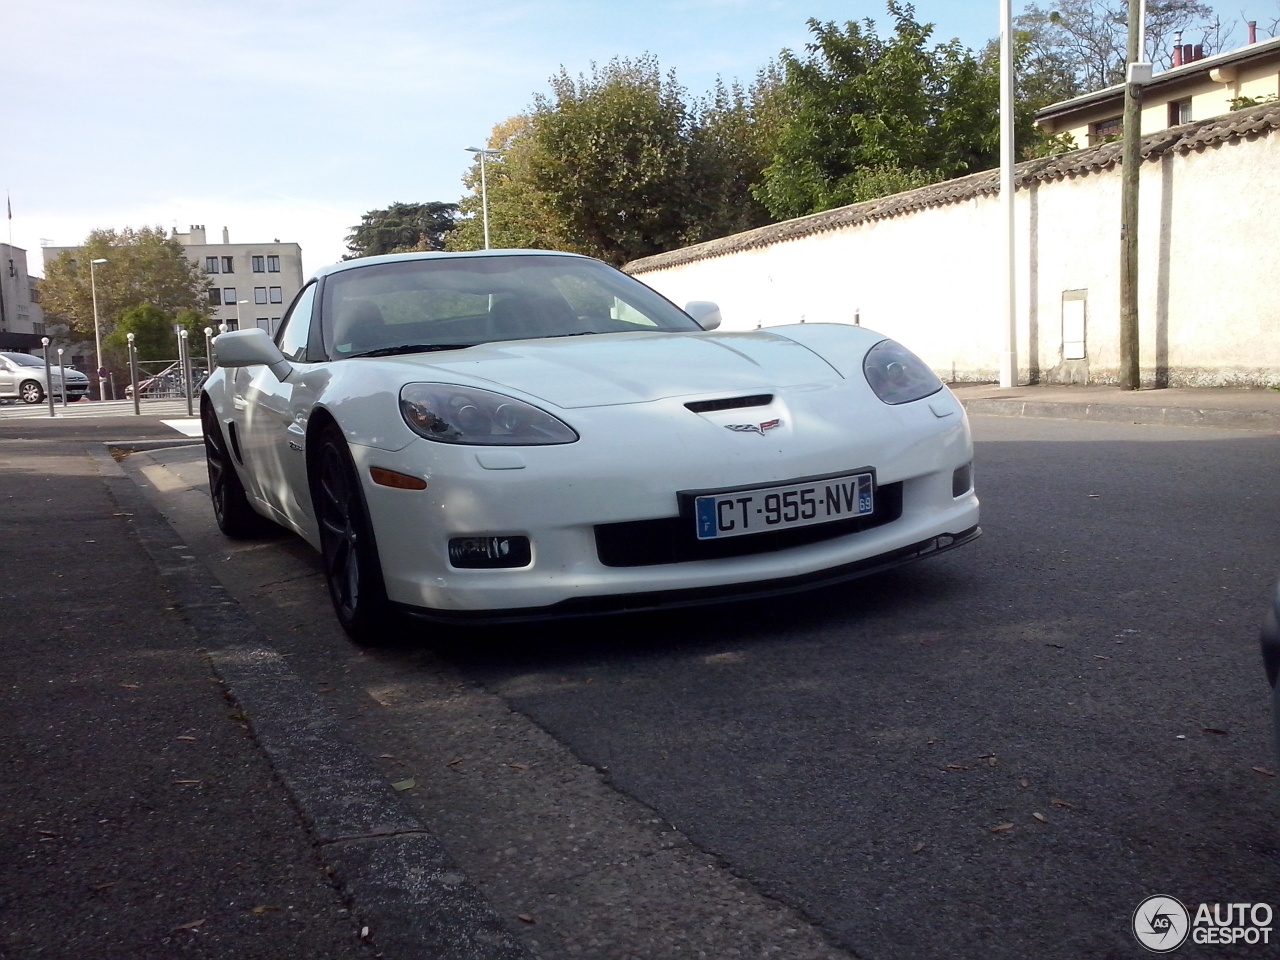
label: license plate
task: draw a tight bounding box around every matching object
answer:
[692,471,874,540]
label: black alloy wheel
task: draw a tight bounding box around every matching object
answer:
[312,424,395,643]
[201,402,270,539]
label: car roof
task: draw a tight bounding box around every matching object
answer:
[311,249,592,281]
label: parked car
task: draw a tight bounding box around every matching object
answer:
[0,352,90,404]
[201,250,981,640]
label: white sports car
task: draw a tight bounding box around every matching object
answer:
[201,250,979,640]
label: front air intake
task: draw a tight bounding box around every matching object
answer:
[684,394,773,414]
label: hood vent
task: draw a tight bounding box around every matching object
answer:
[685,394,773,414]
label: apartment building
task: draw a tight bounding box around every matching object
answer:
[0,244,46,352]
[172,225,305,335]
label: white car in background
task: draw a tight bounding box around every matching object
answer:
[0,352,90,404]
[200,250,980,641]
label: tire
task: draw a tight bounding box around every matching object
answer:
[19,380,44,404]
[310,423,396,643]
[201,403,271,539]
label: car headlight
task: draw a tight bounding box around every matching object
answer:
[862,339,943,405]
[400,383,578,445]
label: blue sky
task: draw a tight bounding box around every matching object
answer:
[0,1,1085,273]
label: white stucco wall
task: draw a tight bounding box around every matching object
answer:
[632,123,1280,386]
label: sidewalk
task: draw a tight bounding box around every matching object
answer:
[951,382,1280,432]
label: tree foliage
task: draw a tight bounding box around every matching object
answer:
[447,57,780,264]
[344,201,459,259]
[1016,0,1225,92]
[40,227,211,354]
[754,3,1012,220]
[104,305,210,363]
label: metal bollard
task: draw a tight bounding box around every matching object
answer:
[127,334,140,416]
[57,349,67,408]
[41,338,55,418]
[179,329,194,418]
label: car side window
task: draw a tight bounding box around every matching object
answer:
[275,282,317,362]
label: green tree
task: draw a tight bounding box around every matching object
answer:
[104,305,209,364]
[1016,0,1224,92]
[523,56,699,265]
[40,227,211,354]
[754,3,1005,220]
[344,201,459,259]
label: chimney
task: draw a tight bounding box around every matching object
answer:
[222,226,230,244]
[1193,44,1204,61]
[189,225,206,244]
[1173,33,1183,66]
[1249,21,1258,44]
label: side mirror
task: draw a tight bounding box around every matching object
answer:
[214,328,293,381]
[684,301,722,331]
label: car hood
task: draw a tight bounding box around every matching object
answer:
[396,330,849,409]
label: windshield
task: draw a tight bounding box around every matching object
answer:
[320,254,701,359]
[2,353,45,367]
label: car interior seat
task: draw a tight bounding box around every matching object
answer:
[333,299,388,355]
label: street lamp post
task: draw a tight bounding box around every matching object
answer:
[234,298,249,331]
[465,146,501,250]
[89,258,108,400]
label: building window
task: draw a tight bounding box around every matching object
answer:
[252,255,265,272]
[205,257,220,274]
[223,287,236,305]
[224,319,239,332]
[254,287,268,305]
[269,286,283,304]
[1168,98,1192,126]
[1088,116,1123,145]
[209,289,223,306]
[32,322,45,336]
[221,256,234,273]
[267,255,280,272]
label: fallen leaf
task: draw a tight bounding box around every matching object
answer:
[446,757,465,767]
[173,780,202,786]
[251,906,282,915]
[912,842,926,853]
[1051,798,1074,809]
[91,882,117,892]
[1046,643,1065,649]
[945,764,970,771]
[378,754,396,759]
[1032,812,1048,824]
[1019,778,1030,789]
[987,756,999,768]
[1202,726,1228,736]
[120,684,140,690]
[1253,766,1276,778]
[507,763,530,771]
[990,823,1015,833]
[174,918,206,932]
[1093,655,1111,661]
[392,778,416,792]
[176,736,196,742]
[37,829,58,837]
[517,914,537,924]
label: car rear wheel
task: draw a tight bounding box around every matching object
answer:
[201,402,271,539]
[312,423,396,643]
[19,380,44,404]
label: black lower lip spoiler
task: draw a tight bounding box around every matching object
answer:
[396,525,982,626]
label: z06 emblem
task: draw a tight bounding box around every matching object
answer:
[725,419,782,436]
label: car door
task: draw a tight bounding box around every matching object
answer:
[0,357,16,398]
[234,282,322,529]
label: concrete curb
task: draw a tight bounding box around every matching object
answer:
[960,397,1280,432]
[92,444,533,960]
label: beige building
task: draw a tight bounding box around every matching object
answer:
[170,225,304,335]
[1036,31,1280,147]
[0,244,46,352]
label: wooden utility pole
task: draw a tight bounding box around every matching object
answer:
[1118,2,1145,390]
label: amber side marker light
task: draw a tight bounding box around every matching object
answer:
[369,466,428,490]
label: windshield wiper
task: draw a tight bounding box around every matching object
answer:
[348,343,476,358]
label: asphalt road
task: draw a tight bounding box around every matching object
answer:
[126,413,1280,960]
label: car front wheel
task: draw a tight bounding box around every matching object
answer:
[19,380,44,404]
[311,423,395,643]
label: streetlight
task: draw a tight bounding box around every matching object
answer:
[235,298,248,331]
[465,146,501,250]
[89,258,108,400]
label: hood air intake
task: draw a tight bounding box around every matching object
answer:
[685,394,773,414]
